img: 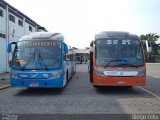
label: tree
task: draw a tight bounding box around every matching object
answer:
[140,33,159,43]
[140,33,160,63]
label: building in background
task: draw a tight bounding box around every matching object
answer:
[0,0,47,73]
[75,48,90,64]
[67,48,90,64]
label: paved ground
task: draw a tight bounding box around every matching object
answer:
[0,64,160,115]
[144,63,160,97]
[0,73,9,88]
[146,63,160,78]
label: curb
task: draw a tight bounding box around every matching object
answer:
[146,63,160,64]
[0,78,6,80]
[0,85,10,90]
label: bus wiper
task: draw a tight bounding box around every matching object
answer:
[21,54,35,71]
[104,59,124,68]
[38,52,49,71]
[104,59,140,68]
[21,49,49,71]
[116,63,139,68]
[21,66,25,71]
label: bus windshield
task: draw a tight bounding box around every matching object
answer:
[95,39,144,67]
[12,40,62,70]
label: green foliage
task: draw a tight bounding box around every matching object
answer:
[144,52,160,63]
[140,33,159,42]
[140,33,160,63]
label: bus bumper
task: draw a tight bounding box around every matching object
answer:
[93,75,146,86]
[10,76,64,88]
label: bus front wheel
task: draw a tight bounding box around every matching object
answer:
[93,85,100,88]
[125,86,132,88]
[66,71,69,81]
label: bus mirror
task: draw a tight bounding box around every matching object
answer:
[90,41,94,47]
[7,43,12,53]
[7,42,16,53]
[63,43,68,54]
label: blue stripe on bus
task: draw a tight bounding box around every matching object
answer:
[10,76,64,88]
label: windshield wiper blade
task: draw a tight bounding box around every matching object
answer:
[20,49,37,71]
[104,59,140,68]
[116,63,139,68]
[38,53,49,71]
[21,49,49,71]
[21,59,32,71]
[104,59,124,68]
[42,62,49,71]
[21,66,25,71]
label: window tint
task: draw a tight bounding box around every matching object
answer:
[29,26,32,32]
[18,19,23,27]
[9,14,15,23]
[96,39,144,66]
[0,9,3,17]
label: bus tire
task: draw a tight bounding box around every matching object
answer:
[66,71,69,81]
[90,73,93,83]
[125,86,132,88]
[93,85,99,88]
[90,78,93,83]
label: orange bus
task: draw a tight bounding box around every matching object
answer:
[89,31,146,87]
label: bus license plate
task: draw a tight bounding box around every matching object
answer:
[30,82,39,87]
[104,71,118,76]
[117,81,125,84]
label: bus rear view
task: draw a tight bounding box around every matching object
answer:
[90,31,146,87]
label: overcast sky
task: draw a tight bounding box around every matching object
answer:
[5,0,160,48]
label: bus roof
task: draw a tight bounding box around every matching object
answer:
[19,32,64,41]
[95,31,139,40]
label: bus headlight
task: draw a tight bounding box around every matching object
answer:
[95,69,104,76]
[137,68,145,76]
[11,72,18,79]
[51,70,63,79]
